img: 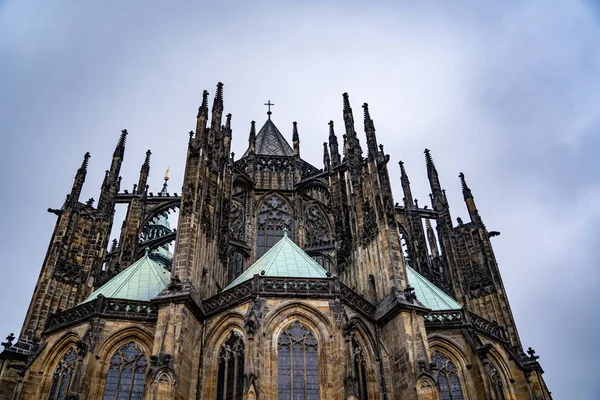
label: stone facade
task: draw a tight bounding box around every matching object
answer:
[0,83,551,399]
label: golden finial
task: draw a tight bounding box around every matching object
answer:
[164,167,170,181]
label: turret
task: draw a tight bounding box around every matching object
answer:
[137,150,151,195]
[70,152,90,204]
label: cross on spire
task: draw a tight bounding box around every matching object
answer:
[264,100,275,118]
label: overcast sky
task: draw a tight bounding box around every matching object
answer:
[1,0,599,398]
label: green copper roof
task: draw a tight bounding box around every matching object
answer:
[84,251,171,303]
[406,266,462,311]
[224,230,327,290]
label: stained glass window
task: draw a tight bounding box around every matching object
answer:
[257,195,292,257]
[432,352,464,400]
[216,331,245,400]
[48,348,78,400]
[489,365,506,400]
[102,342,147,400]
[277,320,319,400]
[352,336,368,400]
[228,252,244,283]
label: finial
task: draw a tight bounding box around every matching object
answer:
[459,172,473,199]
[362,103,371,128]
[81,152,91,170]
[215,82,224,103]
[197,90,209,118]
[144,247,150,257]
[110,238,118,252]
[292,121,299,141]
[283,227,288,237]
[424,148,434,166]
[114,129,128,157]
[264,100,275,118]
[328,120,335,136]
[164,167,170,181]
[342,92,351,112]
[143,150,151,167]
[225,113,232,131]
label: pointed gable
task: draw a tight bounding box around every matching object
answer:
[84,252,171,303]
[242,118,294,157]
[224,231,327,290]
[406,266,462,311]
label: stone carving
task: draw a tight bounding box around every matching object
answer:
[257,195,292,232]
[305,203,331,247]
[244,298,265,335]
[229,200,245,242]
[1,333,14,350]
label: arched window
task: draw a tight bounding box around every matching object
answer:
[277,320,319,400]
[352,336,368,400]
[228,252,244,283]
[216,331,245,400]
[257,195,292,257]
[48,348,78,400]
[304,204,330,247]
[102,342,148,400]
[489,364,506,400]
[432,351,464,400]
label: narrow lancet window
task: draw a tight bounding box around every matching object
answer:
[432,351,464,400]
[352,336,368,400]
[216,331,245,400]
[277,320,319,400]
[48,348,78,400]
[102,342,147,400]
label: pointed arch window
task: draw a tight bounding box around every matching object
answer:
[489,364,506,400]
[102,342,148,400]
[228,252,244,283]
[277,320,319,400]
[352,336,368,400]
[432,352,464,400]
[216,331,245,400]
[48,348,78,400]
[257,195,292,257]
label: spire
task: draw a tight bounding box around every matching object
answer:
[264,100,275,119]
[292,121,300,156]
[114,129,127,158]
[424,149,452,228]
[459,172,481,224]
[195,90,210,139]
[362,103,378,159]
[425,219,440,258]
[328,120,341,166]
[425,148,442,196]
[399,161,414,208]
[225,113,232,136]
[137,150,151,195]
[323,142,331,171]
[99,130,128,214]
[211,82,224,135]
[248,121,256,154]
[160,167,170,195]
[70,152,90,203]
[342,93,363,176]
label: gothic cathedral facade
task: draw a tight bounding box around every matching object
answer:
[0,83,551,399]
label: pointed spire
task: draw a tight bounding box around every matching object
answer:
[328,120,341,166]
[141,150,151,171]
[292,121,300,156]
[211,82,224,136]
[225,113,232,136]
[70,152,90,203]
[323,142,331,171]
[362,103,378,159]
[424,149,452,228]
[459,172,473,200]
[342,93,363,175]
[399,161,414,208]
[197,90,209,118]
[160,168,169,195]
[459,172,482,224]
[114,130,127,158]
[248,120,256,154]
[425,148,442,195]
[425,219,440,258]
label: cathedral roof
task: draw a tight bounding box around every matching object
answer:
[406,266,462,311]
[224,230,327,290]
[84,250,171,303]
[242,118,294,157]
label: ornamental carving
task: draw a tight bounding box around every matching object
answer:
[257,195,292,232]
[305,203,330,247]
[53,258,84,286]
[229,200,245,242]
[359,202,378,247]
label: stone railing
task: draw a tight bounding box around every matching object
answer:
[45,296,158,334]
[423,310,465,328]
[468,312,508,343]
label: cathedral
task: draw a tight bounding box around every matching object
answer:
[0,83,552,399]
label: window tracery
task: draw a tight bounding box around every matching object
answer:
[489,364,506,400]
[277,320,319,400]
[102,342,148,400]
[304,204,330,247]
[432,351,464,400]
[229,200,245,242]
[352,336,368,400]
[257,195,292,257]
[48,348,78,400]
[216,331,245,400]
